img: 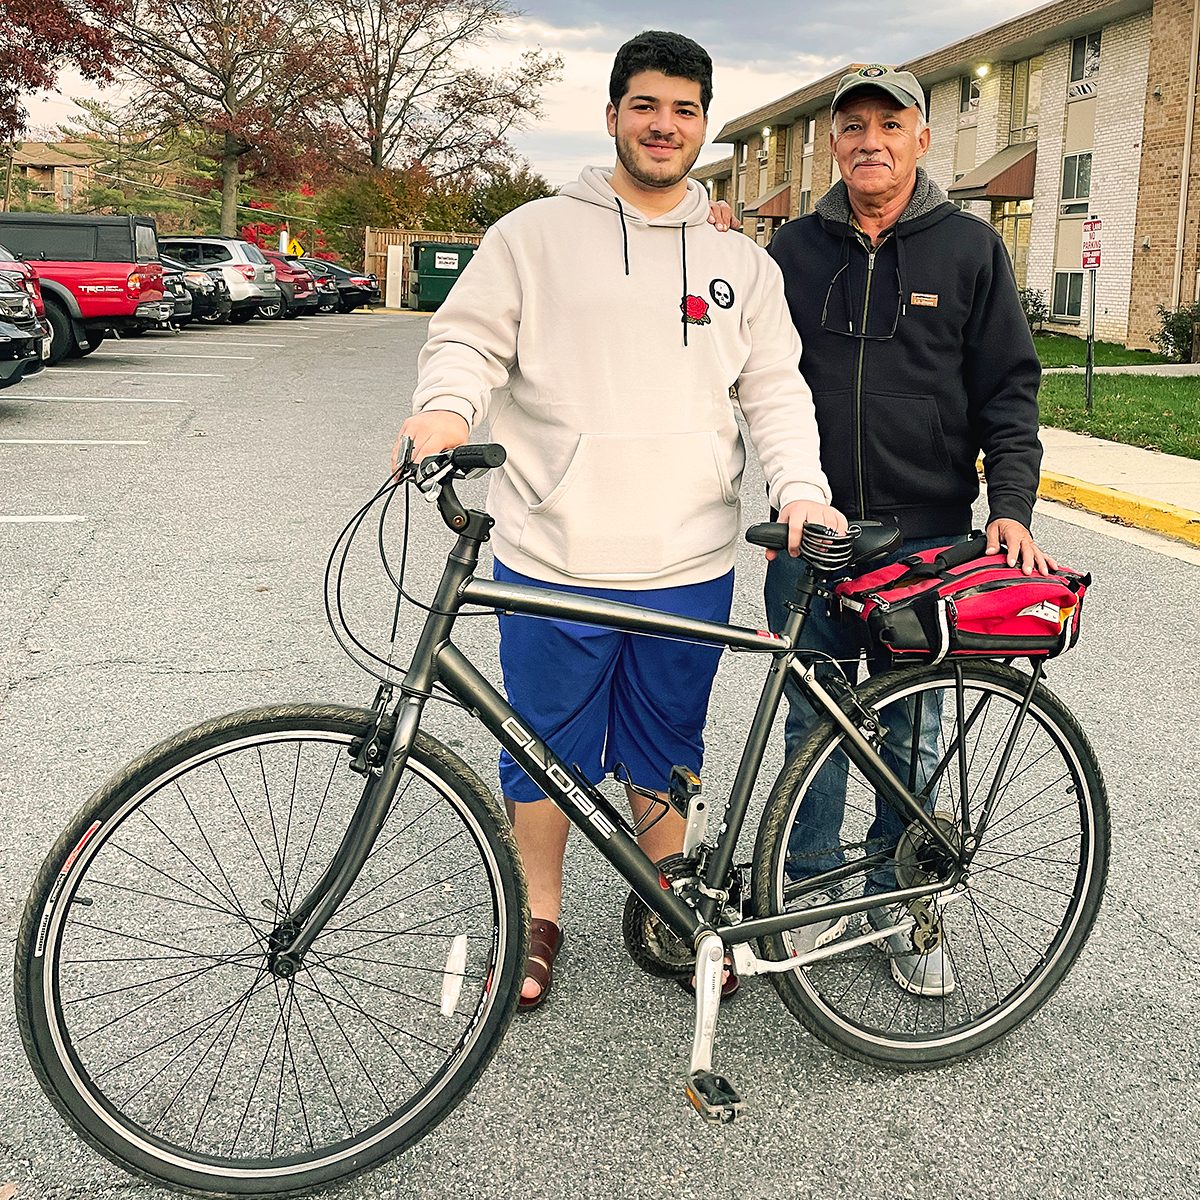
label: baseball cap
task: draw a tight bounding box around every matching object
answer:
[831,64,926,121]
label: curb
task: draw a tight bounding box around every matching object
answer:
[1039,471,1200,547]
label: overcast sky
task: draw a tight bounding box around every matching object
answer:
[27,0,1046,186]
[499,0,1048,183]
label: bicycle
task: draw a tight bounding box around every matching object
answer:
[15,441,1110,1195]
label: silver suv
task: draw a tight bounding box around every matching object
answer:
[158,236,281,324]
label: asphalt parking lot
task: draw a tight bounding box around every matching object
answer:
[2,313,1198,1200]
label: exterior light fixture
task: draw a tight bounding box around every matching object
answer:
[975,64,990,78]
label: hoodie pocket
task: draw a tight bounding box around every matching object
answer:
[517,431,738,579]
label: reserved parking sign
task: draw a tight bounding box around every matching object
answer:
[1082,216,1102,269]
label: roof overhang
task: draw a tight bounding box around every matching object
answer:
[947,142,1037,201]
[742,181,792,218]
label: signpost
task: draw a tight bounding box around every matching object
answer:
[1082,215,1101,414]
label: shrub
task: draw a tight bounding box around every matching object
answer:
[1018,287,1049,333]
[1150,301,1200,363]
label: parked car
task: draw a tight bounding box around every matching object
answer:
[158,235,280,324]
[0,240,46,319]
[260,250,317,319]
[298,257,381,312]
[309,268,340,313]
[161,254,232,325]
[0,275,49,388]
[160,261,192,327]
[0,213,167,365]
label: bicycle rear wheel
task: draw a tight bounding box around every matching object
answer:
[752,660,1108,1068]
[16,703,527,1195]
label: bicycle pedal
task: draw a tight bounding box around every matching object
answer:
[685,1070,745,1124]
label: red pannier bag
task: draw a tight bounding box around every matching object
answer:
[832,532,1091,663]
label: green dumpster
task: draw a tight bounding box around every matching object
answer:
[409,241,478,312]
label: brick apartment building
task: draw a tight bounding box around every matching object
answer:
[694,0,1200,348]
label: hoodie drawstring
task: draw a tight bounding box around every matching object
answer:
[680,222,688,348]
[614,195,630,276]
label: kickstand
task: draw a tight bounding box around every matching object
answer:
[684,931,744,1124]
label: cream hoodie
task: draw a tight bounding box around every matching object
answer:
[412,166,830,589]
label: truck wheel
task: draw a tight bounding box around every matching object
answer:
[68,330,106,359]
[43,303,76,366]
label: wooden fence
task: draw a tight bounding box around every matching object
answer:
[363,227,484,307]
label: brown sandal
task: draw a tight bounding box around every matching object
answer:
[518,918,564,1011]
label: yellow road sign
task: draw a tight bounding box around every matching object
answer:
[287,237,305,257]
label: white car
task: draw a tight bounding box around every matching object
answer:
[158,236,282,324]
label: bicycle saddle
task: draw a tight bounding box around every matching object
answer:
[745,519,901,568]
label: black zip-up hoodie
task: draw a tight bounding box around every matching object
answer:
[768,169,1042,538]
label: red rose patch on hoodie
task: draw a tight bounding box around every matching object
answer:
[682,294,711,325]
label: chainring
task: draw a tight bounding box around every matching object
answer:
[621,854,697,979]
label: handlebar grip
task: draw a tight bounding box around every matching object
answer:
[451,443,506,471]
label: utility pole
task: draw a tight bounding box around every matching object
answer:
[2,146,15,213]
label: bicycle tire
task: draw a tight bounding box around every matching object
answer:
[15,702,528,1196]
[751,659,1108,1069]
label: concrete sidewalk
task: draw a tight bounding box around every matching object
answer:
[1042,362,1200,375]
[1037,427,1200,547]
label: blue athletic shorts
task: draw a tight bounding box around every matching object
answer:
[494,559,735,802]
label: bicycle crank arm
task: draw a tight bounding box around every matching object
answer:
[684,932,745,1124]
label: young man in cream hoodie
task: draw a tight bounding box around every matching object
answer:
[395,30,844,1008]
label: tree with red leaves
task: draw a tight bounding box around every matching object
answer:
[82,0,341,234]
[0,0,119,143]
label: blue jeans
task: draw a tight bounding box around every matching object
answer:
[764,535,957,889]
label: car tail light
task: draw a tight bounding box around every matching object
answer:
[349,276,371,286]
[236,264,257,280]
[126,269,146,295]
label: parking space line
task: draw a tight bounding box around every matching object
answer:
[43,369,228,378]
[192,332,319,339]
[17,396,185,404]
[0,515,85,523]
[93,351,255,360]
[0,439,149,445]
[159,340,286,349]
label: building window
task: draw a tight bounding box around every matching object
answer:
[1070,32,1101,82]
[781,123,793,181]
[960,76,981,114]
[1010,55,1042,143]
[1052,271,1084,320]
[803,117,815,148]
[798,189,812,215]
[1061,151,1092,213]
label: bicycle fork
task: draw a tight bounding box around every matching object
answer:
[267,693,426,978]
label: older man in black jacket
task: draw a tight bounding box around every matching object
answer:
[765,65,1054,997]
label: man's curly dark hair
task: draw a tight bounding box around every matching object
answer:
[609,30,713,114]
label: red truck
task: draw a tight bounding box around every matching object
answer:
[0,213,167,366]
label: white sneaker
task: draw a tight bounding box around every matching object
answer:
[790,882,852,957]
[867,903,956,996]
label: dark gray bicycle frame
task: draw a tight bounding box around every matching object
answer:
[277,502,965,969]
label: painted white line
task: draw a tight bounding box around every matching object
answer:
[0,438,149,445]
[18,395,184,404]
[93,351,254,360]
[0,514,85,524]
[162,340,285,348]
[43,369,228,378]
[200,332,319,339]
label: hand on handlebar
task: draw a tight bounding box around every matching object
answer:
[392,410,470,476]
[771,499,850,560]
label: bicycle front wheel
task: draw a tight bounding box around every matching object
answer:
[16,703,527,1195]
[752,660,1108,1069]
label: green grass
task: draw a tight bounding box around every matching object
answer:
[1034,333,1166,367]
[1038,374,1200,459]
